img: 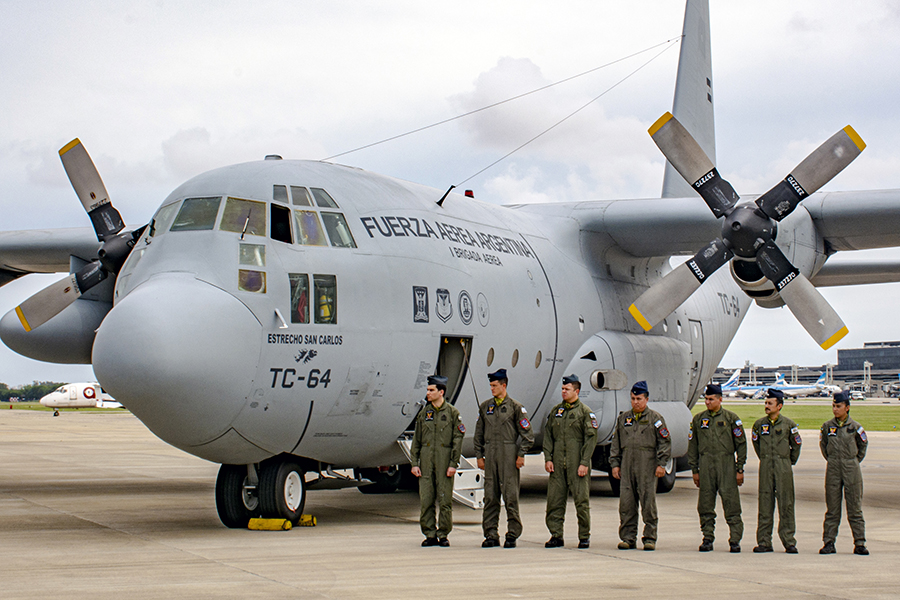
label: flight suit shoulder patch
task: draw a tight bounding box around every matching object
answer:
[858,426,867,442]
[589,412,599,429]
[733,425,743,437]
[519,417,531,429]
[751,430,758,442]
[659,427,669,438]
[458,423,466,434]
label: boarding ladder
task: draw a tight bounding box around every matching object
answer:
[397,434,486,509]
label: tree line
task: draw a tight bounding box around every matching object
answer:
[0,382,66,402]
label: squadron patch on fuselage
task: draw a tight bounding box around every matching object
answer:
[458,291,474,325]
[413,286,429,323]
[435,288,452,323]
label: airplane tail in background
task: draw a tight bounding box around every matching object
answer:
[775,373,786,385]
[815,372,827,385]
[723,368,741,388]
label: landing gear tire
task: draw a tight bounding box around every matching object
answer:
[216,464,260,529]
[259,460,306,524]
[356,466,402,494]
[656,457,677,493]
[53,410,59,417]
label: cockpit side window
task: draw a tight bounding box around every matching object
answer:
[294,210,328,246]
[314,274,337,324]
[273,185,289,203]
[289,274,310,324]
[320,212,357,248]
[170,197,222,231]
[150,201,180,237]
[220,198,266,236]
[311,188,339,208]
[270,203,293,244]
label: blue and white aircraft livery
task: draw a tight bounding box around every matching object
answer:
[2,0,900,527]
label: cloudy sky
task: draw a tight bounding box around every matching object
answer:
[2,0,900,386]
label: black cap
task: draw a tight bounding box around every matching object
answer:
[705,383,722,396]
[562,374,579,385]
[488,369,507,382]
[766,388,784,401]
[427,375,448,387]
[833,390,851,405]
[631,380,649,395]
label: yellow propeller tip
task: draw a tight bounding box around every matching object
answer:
[843,126,866,152]
[628,304,653,331]
[648,112,674,137]
[14,306,32,332]
[59,139,82,156]
[820,326,849,351]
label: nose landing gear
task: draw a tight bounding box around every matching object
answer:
[215,458,307,529]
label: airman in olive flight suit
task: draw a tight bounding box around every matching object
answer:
[410,375,465,547]
[751,388,801,553]
[689,382,747,553]
[610,380,671,551]
[474,369,535,548]
[819,390,869,555]
[543,374,598,549]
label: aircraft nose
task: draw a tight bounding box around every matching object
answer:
[92,274,262,451]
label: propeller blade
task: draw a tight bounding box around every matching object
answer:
[59,139,125,241]
[13,261,108,332]
[649,112,739,218]
[756,126,866,221]
[755,241,848,349]
[629,238,733,331]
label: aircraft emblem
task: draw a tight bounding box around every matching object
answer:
[458,291,474,325]
[295,349,317,364]
[477,292,490,327]
[435,288,452,323]
[413,286,429,323]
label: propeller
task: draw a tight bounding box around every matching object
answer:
[629,113,865,350]
[15,139,142,332]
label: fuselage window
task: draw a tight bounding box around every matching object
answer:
[271,203,293,244]
[238,269,266,293]
[314,274,337,324]
[239,244,266,267]
[311,188,339,208]
[289,273,310,324]
[291,186,313,206]
[170,197,222,231]
[294,210,328,246]
[273,185,289,203]
[321,212,357,248]
[150,201,180,237]
[220,197,267,236]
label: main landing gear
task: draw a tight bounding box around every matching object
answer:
[215,457,307,529]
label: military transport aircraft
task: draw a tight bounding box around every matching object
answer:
[2,0,900,528]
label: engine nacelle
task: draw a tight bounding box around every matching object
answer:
[729,206,825,309]
[0,298,110,364]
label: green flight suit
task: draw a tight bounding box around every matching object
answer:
[609,408,672,544]
[820,416,867,545]
[688,408,747,544]
[410,400,465,539]
[751,414,801,548]
[542,399,598,541]
[474,395,535,541]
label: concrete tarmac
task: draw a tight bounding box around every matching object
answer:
[1,410,898,599]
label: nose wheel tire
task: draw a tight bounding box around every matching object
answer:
[259,460,306,524]
[656,457,677,493]
[215,464,260,529]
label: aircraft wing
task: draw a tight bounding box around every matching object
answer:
[516,188,900,270]
[0,228,101,287]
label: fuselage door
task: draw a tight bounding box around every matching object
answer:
[688,319,704,400]
[437,335,473,406]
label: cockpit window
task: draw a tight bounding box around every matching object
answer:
[291,186,313,206]
[311,188,339,208]
[171,197,221,231]
[150,201,180,237]
[294,210,328,246]
[239,243,266,267]
[321,212,357,248]
[271,204,293,244]
[220,198,266,236]
[238,269,266,293]
[273,185,289,203]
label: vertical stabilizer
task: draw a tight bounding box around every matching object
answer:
[662,0,715,198]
